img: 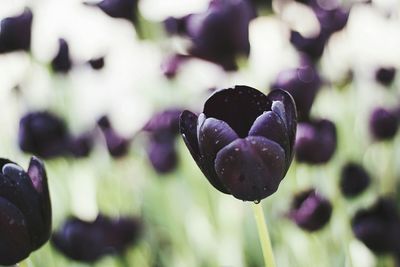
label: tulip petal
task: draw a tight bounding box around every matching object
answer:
[197,115,238,194]
[267,89,297,162]
[27,157,52,249]
[180,111,229,193]
[0,197,30,265]
[180,110,201,161]
[248,111,290,170]
[215,136,285,201]
[203,85,270,138]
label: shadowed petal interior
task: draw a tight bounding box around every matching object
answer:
[203,86,271,138]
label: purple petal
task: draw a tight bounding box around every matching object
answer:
[267,89,297,163]
[197,115,238,194]
[248,111,290,169]
[179,110,200,161]
[215,136,285,201]
[0,197,30,265]
[203,85,270,138]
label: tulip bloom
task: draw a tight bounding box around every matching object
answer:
[142,109,183,174]
[352,198,400,254]
[52,215,142,262]
[0,157,51,265]
[180,85,297,201]
[0,8,33,53]
[18,111,69,158]
[288,189,332,232]
[51,38,72,73]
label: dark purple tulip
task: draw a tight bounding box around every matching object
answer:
[375,67,396,86]
[272,57,321,121]
[68,133,94,158]
[0,157,51,265]
[288,189,332,231]
[295,119,337,164]
[0,8,33,54]
[52,215,142,263]
[84,0,138,23]
[369,107,398,141]
[176,0,253,71]
[290,30,328,61]
[51,38,72,73]
[143,109,183,173]
[147,139,178,174]
[88,57,105,70]
[180,85,297,201]
[97,116,130,158]
[352,198,400,254]
[18,111,69,158]
[313,4,349,34]
[340,162,370,198]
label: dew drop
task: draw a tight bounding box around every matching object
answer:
[215,140,220,145]
[234,148,240,152]
[254,199,261,204]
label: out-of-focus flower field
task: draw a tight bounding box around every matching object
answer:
[1,0,400,266]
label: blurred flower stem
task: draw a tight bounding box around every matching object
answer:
[252,203,276,267]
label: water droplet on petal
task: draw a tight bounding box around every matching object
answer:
[254,199,260,204]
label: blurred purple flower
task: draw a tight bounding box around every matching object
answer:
[160,54,189,79]
[88,57,105,70]
[84,0,138,23]
[295,119,337,164]
[142,108,183,174]
[68,132,94,158]
[369,107,398,141]
[52,215,142,262]
[288,189,332,232]
[290,1,349,61]
[375,67,396,86]
[271,56,321,121]
[97,115,130,158]
[352,198,400,254]
[340,162,370,198]
[0,8,33,53]
[165,0,254,71]
[18,111,69,158]
[180,86,297,201]
[0,157,51,265]
[51,38,72,73]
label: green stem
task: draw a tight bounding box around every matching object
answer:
[252,203,276,267]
